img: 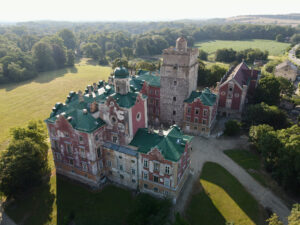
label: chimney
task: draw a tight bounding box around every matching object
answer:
[78,90,84,102]
[93,82,98,92]
[158,124,164,136]
[87,85,92,95]
[148,125,151,134]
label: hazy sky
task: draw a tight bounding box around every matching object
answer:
[1,0,300,22]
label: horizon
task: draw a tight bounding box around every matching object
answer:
[1,0,300,22]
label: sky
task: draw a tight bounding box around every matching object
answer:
[1,0,300,22]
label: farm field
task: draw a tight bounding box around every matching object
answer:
[185,162,266,225]
[195,39,290,57]
[0,58,112,150]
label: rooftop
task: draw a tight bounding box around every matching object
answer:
[130,125,193,162]
[184,88,217,106]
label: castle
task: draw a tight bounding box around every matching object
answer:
[45,37,259,202]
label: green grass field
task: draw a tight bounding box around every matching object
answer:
[0,58,112,150]
[224,149,267,187]
[195,39,290,57]
[185,162,265,225]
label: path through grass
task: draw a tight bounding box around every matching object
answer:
[185,162,265,225]
[0,58,112,150]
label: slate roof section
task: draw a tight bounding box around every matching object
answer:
[184,88,217,106]
[130,125,193,162]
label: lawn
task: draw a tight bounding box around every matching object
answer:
[0,58,112,150]
[224,149,267,187]
[185,162,265,225]
[195,39,290,57]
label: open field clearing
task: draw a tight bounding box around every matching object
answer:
[0,59,112,150]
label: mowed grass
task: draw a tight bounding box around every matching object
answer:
[185,162,265,225]
[195,39,290,56]
[0,58,112,150]
[224,149,267,187]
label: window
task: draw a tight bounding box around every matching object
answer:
[95,134,99,141]
[107,160,112,167]
[51,128,55,136]
[153,176,159,183]
[174,80,177,86]
[229,87,233,91]
[136,112,141,121]
[155,90,159,95]
[173,110,176,115]
[119,155,122,159]
[120,165,123,171]
[120,174,124,179]
[80,148,86,158]
[131,160,135,163]
[195,108,199,115]
[131,168,136,175]
[82,162,88,172]
[202,119,207,125]
[144,183,148,189]
[155,100,159,106]
[154,162,160,171]
[194,126,198,130]
[79,136,83,143]
[55,153,61,161]
[69,159,74,166]
[143,159,148,168]
[186,116,191,122]
[112,136,118,143]
[66,144,72,154]
[173,96,176,101]
[187,107,191,114]
[164,178,170,187]
[154,187,159,192]
[194,117,198,123]
[97,147,101,158]
[203,109,208,117]
[150,99,154,104]
[143,171,148,180]
[165,166,170,175]
[64,132,69,137]
[132,179,136,183]
[54,140,59,149]
[149,89,153,94]
[110,116,117,124]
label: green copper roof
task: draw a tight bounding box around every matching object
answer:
[184,88,217,106]
[111,92,139,108]
[135,70,160,87]
[114,66,129,79]
[130,125,193,162]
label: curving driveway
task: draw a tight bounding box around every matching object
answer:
[176,136,290,225]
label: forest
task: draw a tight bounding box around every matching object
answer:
[0,22,299,84]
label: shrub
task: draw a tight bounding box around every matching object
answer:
[224,120,241,136]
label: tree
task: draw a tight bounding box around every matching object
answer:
[276,34,284,42]
[52,44,66,69]
[288,204,300,225]
[136,61,157,71]
[254,75,281,105]
[32,41,56,72]
[66,49,75,66]
[264,60,280,74]
[0,120,49,198]
[58,29,76,50]
[106,49,120,61]
[81,43,104,60]
[215,48,237,63]
[112,58,128,69]
[277,76,295,97]
[249,124,274,150]
[198,50,208,61]
[206,64,227,87]
[245,103,290,130]
[224,120,241,136]
[121,47,133,59]
[173,213,190,225]
[290,34,300,45]
[267,213,284,225]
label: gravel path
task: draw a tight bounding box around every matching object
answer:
[0,202,16,225]
[175,136,290,225]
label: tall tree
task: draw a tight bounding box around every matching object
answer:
[58,29,76,50]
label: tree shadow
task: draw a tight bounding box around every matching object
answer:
[200,162,262,224]
[86,59,99,66]
[4,175,55,225]
[1,66,78,92]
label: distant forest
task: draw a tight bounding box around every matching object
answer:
[0,21,299,84]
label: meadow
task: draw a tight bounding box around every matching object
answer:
[0,58,112,150]
[185,162,266,225]
[195,39,290,57]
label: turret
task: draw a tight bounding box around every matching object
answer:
[113,67,130,95]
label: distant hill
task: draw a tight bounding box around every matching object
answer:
[226,14,300,27]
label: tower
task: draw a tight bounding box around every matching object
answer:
[113,67,130,95]
[159,37,199,126]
